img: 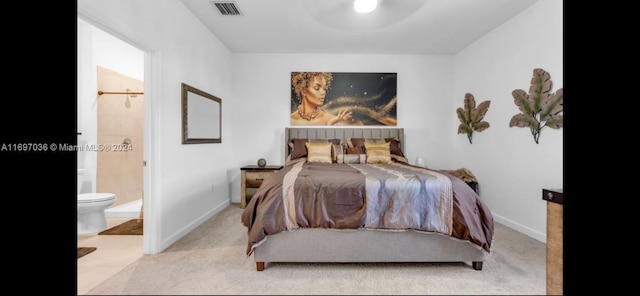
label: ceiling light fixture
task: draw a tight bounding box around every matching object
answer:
[353,0,377,14]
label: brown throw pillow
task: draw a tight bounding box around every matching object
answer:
[346,147,362,154]
[385,138,405,157]
[289,138,309,160]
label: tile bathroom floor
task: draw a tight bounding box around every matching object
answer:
[77,217,144,295]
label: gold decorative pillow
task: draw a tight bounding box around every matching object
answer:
[364,142,392,164]
[305,142,333,163]
[348,137,405,157]
[289,138,341,160]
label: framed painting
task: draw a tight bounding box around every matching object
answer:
[290,72,397,126]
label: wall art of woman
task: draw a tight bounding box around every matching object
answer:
[291,72,397,126]
[290,72,352,125]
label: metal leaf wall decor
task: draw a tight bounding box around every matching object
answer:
[456,93,491,144]
[508,68,563,144]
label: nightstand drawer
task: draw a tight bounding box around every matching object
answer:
[543,188,563,295]
[240,165,283,208]
[245,171,277,188]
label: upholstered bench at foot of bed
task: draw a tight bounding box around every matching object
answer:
[255,261,482,271]
[252,228,487,271]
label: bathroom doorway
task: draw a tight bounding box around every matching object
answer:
[77,18,145,236]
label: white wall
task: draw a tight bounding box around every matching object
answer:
[78,0,235,254]
[452,0,563,241]
[229,53,456,194]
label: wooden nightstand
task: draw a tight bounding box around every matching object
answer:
[241,165,283,208]
[543,188,563,295]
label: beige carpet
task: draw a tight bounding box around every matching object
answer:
[88,205,546,295]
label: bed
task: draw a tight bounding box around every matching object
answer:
[241,127,494,271]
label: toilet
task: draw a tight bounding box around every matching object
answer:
[77,169,116,234]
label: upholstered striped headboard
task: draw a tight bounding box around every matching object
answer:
[284,127,404,160]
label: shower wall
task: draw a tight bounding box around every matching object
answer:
[96,66,144,208]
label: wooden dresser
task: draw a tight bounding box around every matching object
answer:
[240,165,283,208]
[543,188,563,295]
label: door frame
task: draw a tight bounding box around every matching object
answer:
[77,12,161,254]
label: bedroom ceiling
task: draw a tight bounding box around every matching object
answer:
[181,0,540,55]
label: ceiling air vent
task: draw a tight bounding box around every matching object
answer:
[210,1,243,16]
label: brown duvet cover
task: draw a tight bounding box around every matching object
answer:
[241,161,494,255]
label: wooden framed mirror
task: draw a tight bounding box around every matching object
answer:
[181,83,222,144]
